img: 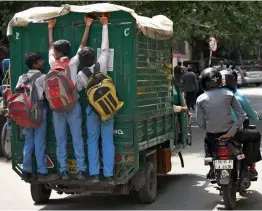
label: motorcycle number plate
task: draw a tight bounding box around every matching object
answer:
[214,160,233,169]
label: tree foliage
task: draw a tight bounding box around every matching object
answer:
[1,1,262,59]
[117,1,262,60]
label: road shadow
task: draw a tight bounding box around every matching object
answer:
[0,157,11,164]
[216,189,262,210]
[40,174,222,210]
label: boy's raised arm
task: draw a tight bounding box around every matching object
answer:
[71,17,93,64]
[48,19,56,67]
[79,17,93,51]
[72,17,93,91]
[97,17,109,73]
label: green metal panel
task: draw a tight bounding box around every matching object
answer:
[9,10,177,184]
[135,34,174,151]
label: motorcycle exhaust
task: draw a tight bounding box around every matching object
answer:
[240,178,251,189]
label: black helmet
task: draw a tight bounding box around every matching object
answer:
[200,67,222,91]
[220,69,236,91]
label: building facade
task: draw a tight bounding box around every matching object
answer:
[172,40,192,68]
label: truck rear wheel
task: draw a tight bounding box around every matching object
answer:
[138,162,157,204]
[30,184,51,204]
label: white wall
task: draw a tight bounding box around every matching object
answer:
[172,41,192,68]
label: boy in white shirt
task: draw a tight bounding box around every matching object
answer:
[48,17,93,180]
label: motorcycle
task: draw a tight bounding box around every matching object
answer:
[205,119,257,210]
[0,84,12,160]
[0,58,12,160]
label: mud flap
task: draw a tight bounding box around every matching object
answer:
[218,170,232,185]
[131,171,146,191]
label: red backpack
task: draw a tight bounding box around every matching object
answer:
[7,72,43,128]
[44,58,78,113]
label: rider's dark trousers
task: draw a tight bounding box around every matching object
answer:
[245,130,262,163]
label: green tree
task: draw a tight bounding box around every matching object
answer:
[2,1,262,60]
[117,1,262,60]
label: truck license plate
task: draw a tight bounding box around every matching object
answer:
[214,160,233,169]
[67,159,77,173]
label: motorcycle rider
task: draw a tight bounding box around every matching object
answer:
[196,67,247,179]
[220,69,262,178]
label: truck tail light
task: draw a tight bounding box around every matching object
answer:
[115,154,134,162]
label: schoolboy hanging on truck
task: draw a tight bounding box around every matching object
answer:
[8,52,60,182]
[77,15,123,185]
[46,17,93,180]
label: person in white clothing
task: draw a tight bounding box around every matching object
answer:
[48,17,93,180]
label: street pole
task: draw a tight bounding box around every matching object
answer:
[209,50,212,66]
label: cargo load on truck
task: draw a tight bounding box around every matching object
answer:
[8,3,191,205]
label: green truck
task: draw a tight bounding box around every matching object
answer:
[8,4,191,204]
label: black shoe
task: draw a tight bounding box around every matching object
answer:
[38,173,60,182]
[191,106,195,111]
[89,175,100,184]
[249,169,258,178]
[104,176,115,186]
[21,171,31,182]
[77,171,86,180]
[61,171,70,180]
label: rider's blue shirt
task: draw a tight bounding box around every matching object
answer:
[224,87,260,121]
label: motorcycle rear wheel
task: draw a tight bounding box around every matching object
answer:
[1,122,11,160]
[222,181,237,210]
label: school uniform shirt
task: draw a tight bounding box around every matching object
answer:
[196,88,245,136]
[15,70,46,100]
[77,24,109,89]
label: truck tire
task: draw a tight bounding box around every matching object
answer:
[222,181,236,210]
[30,184,51,204]
[138,162,157,204]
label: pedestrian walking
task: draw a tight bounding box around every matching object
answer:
[173,61,183,87]
[182,67,198,111]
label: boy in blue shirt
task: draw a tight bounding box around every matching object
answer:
[221,69,261,177]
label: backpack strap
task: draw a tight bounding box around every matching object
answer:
[82,67,93,78]
[94,62,100,74]
[82,62,101,78]
[29,72,42,83]
[65,66,71,80]
[93,62,101,79]
[21,72,42,85]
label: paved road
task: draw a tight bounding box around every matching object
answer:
[1,87,262,210]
